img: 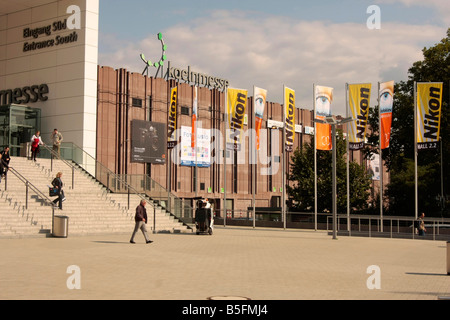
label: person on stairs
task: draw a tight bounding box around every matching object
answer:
[30,131,45,162]
[51,172,65,210]
[0,152,10,190]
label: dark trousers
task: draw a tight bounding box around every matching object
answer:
[31,147,39,161]
[53,189,64,209]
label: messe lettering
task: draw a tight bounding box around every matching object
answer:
[0,84,49,105]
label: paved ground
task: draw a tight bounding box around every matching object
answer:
[0,226,449,300]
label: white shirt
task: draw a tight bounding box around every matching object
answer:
[31,135,44,145]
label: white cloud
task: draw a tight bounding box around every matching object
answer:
[99,10,446,115]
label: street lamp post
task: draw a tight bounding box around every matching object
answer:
[314,116,353,240]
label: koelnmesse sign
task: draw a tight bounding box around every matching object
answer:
[166,61,229,92]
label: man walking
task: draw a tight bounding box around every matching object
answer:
[130,200,153,244]
[417,212,427,236]
[51,129,63,159]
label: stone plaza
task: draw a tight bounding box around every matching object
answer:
[1,227,449,300]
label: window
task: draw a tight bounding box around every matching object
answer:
[132,98,143,108]
[181,106,190,116]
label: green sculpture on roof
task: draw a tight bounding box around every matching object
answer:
[140,32,167,78]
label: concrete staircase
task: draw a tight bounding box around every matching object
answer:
[0,156,191,238]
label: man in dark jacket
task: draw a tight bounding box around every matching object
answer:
[130,200,153,244]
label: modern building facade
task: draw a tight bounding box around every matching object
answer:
[2,0,380,218]
[0,0,99,157]
[96,66,369,216]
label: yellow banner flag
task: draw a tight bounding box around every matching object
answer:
[168,86,178,149]
[227,88,248,151]
[348,83,372,150]
[417,82,443,150]
[285,87,295,152]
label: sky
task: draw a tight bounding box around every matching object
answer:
[98,0,449,115]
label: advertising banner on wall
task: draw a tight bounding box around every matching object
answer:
[315,85,333,151]
[348,83,372,150]
[254,87,267,151]
[379,81,395,150]
[368,153,380,181]
[180,126,211,167]
[227,88,248,151]
[284,86,296,152]
[131,120,166,164]
[416,82,443,150]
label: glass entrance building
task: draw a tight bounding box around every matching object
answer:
[0,104,41,156]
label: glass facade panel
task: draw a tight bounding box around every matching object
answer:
[0,104,41,156]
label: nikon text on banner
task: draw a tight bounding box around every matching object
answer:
[284,87,296,152]
[227,88,248,151]
[416,82,443,150]
[168,86,178,149]
[348,83,372,150]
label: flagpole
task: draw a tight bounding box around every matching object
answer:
[282,85,286,230]
[313,84,318,231]
[346,83,350,233]
[224,88,228,227]
[253,86,256,229]
[194,87,198,200]
[378,82,384,232]
[414,81,418,220]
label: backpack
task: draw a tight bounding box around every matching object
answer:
[415,219,422,230]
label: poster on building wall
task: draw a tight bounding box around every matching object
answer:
[131,120,166,164]
[368,153,380,181]
[180,126,211,168]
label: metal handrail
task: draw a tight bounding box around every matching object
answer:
[5,166,57,234]
[47,142,157,230]
[41,144,75,189]
[66,142,194,230]
[56,142,192,232]
[328,214,450,240]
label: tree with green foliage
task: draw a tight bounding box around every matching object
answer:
[288,130,372,213]
[364,28,449,217]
